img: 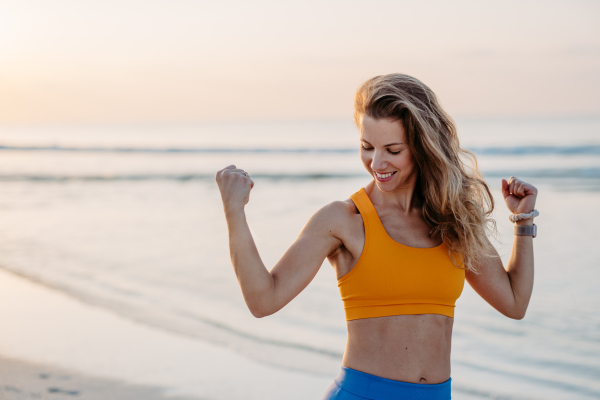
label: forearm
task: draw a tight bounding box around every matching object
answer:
[505,219,535,318]
[225,207,275,316]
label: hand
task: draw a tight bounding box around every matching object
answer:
[501,177,538,215]
[215,165,254,211]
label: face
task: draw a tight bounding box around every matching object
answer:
[359,115,418,192]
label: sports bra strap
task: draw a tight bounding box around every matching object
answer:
[350,188,387,239]
[350,189,372,230]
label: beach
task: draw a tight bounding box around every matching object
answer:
[0,118,599,399]
[1,268,496,400]
[0,355,199,400]
[0,268,336,399]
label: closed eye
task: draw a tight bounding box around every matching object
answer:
[361,146,401,155]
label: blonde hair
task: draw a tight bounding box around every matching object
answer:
[354,73,496,272]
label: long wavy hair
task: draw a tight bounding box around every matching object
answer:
[354,73,496,272]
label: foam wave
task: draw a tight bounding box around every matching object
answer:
[0,173,363,181]
[1,168,600,181]
[0,145,356,154]
[1,144,600,155]
[470,145,600,156]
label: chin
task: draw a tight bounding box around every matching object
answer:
[376,183,396,192]
[373,179,397,192]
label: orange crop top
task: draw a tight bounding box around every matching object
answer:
[338,188,465,321]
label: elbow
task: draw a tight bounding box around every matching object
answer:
[496,302,527,320]
[245,277,282,318]
[247,302,277,319]
[245,275,281,318]
[506,307,527,320]
[249,307,271,319]
[511,311,526,320]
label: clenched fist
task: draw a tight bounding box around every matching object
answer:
[501,177,538,215]
[215,165,254,211]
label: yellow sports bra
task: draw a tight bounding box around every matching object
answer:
[338,188,465,321]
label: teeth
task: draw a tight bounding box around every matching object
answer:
[375,171,394,179]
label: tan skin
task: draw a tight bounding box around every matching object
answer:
[215,115,536,385]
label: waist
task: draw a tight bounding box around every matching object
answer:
[332,367,451,399]
[344,314,453,384]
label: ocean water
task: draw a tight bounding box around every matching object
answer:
[0,117,599,399]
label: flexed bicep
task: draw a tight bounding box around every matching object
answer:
[259,202,346,317]
[466,243,519,318]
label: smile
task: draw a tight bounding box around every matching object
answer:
[374,171,396,181]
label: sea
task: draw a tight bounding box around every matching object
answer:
[0,117,599,399]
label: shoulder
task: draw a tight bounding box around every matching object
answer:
[317,198,358,219]
[304,199,358,233]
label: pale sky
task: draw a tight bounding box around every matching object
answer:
[0,0,599,123]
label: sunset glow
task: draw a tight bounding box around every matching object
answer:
[0,0,599,122]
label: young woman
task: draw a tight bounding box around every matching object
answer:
[215,74,537,400]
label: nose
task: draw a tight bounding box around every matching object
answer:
[371,149,388,171]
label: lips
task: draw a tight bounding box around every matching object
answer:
[374,171,396,182]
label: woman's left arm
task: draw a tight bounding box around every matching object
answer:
[466,177,538,320]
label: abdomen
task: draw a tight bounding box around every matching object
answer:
[343,314,454,384]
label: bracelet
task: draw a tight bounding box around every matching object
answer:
[514,224,537,238]
[509,209,539,223]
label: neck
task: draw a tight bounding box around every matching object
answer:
[367,175,421,215]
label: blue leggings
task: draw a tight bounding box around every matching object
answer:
[322,367,451,400]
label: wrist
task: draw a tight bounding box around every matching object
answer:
[515,219,534,226]
[509,209,539,223]
[224,204,245,219]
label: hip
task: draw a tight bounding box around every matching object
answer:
[322,366,451,400]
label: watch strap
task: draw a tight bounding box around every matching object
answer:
[514,224,536,238]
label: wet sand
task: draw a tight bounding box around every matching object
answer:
[0,355,199,400]
[0,268,334,400]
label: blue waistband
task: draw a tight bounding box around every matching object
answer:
[335,367,451,399]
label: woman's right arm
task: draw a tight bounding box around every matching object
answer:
[215,165,344,318]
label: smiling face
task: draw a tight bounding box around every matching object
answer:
[359,115,418,192]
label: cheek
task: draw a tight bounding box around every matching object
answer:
[397,152,416,172]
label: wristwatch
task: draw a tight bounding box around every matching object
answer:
[514,224,537,238]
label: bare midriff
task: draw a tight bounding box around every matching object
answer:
[343,314,453,384]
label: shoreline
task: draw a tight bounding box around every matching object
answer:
[0,355,199,400]
[0,268,334,400]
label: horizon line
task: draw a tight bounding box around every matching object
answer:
[1,113,600,128]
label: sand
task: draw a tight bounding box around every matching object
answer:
[0,355,199,400]
[0,268,335,400]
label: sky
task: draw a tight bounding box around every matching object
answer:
[0,0,599,124]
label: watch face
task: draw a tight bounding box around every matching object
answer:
[514,224,536,237]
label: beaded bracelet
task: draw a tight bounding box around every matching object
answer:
[509,209,539,223]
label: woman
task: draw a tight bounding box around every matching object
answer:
[215,74,537,399]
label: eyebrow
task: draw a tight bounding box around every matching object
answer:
[361,140,406,147]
